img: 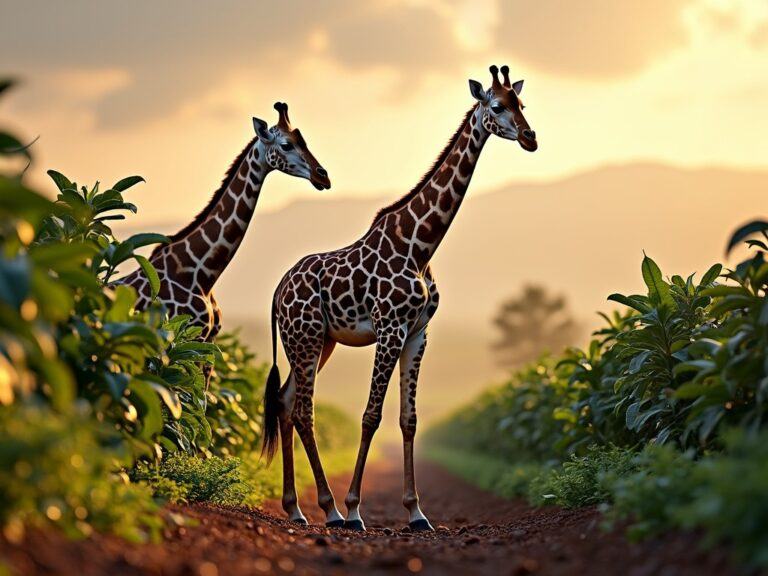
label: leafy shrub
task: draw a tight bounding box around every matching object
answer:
[607,430,768,568]
[605,444,696,540]
[205,329,267,457]
[428,220,768,568]
[527,445,638,507]
[0,403,160,542]
[133,453,250,506]
[674,430,768,567]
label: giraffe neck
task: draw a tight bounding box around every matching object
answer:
[157,140,272,294]
[372,104,489,270]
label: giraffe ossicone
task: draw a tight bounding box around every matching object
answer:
[262,66,538,530]
[118,102,330,390]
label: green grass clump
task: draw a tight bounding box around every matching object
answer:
[426,446,547,500]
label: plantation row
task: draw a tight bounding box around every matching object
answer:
[0,81,356,542]
[427,224,768,567]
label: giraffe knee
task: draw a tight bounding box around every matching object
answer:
[400,414,417,439]
[293,411,314,435]
[361,412,382,436]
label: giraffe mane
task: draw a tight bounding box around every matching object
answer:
[151,137,258,256]
[367,105,477,231]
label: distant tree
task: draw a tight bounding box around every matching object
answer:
[492,284,580,368]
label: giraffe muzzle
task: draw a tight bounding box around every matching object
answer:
[518,129,538,152]
[310,166,332,190]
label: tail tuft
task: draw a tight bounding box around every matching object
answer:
[260,364,281,464]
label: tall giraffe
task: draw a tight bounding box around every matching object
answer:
[120,103,330,346]
[262,66,538,530]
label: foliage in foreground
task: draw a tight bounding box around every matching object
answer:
[0,404,161,542]
[0,81,356,541]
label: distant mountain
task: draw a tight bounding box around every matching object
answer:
[120,162,768,432]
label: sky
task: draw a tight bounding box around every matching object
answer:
[2,0,768,225]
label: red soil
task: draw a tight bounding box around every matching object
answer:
[0,453,743,575]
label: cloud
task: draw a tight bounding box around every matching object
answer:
[322,3,462,74]
[751,21,768,49]
[492,0,694,79]
[0,0,711,127]
[0,0,465,128]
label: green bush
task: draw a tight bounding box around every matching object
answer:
[132,453,250,506]
[0,403,161,542]
[607,430,768,568]
[428,218,768,567]
[527,445,638,507]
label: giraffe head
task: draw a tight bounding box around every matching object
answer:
[252,102,331,190]
[468,65,537,152]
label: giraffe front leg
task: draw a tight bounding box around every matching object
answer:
[399,329,433,531]
[344,323,408,531]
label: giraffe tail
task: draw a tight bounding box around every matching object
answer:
[261,298,281,464]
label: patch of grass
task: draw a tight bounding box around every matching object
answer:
[136,444,363,508]
[425,446,547,500]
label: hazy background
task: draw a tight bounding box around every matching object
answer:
[2,0,767,437]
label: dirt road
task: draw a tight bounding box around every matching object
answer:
[1,453,739,575]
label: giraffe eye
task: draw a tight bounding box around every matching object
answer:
[280,142,294,152]
[491,103,505,114]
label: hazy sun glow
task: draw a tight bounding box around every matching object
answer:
[3,0,768,427]
[1,0,766,223]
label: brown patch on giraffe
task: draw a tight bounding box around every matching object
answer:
[223,221,240,244]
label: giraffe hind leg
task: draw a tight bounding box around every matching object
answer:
[277,371,307,525]
[284,312,344,527]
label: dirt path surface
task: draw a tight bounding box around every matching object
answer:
[1,453,741,576]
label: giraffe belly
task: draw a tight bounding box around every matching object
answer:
[327,318,376,347]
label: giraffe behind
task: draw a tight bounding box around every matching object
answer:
[118,102,330,373]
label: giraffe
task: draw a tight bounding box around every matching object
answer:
[261,66,538,531]
[119,102,330,355]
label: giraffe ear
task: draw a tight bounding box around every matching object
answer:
[252,117,274,143]
[468,79,488,103]
[511,79,524,95]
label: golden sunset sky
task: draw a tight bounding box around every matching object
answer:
[2,0,767,221]
[3,0,768,428]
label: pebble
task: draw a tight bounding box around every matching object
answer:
[457,526,468,535]
[313,536,328,547]
[382,528,394,536]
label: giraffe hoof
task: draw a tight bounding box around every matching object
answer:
[409,519,435,532]
[343,519,366,531]
[325,519,345,528]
